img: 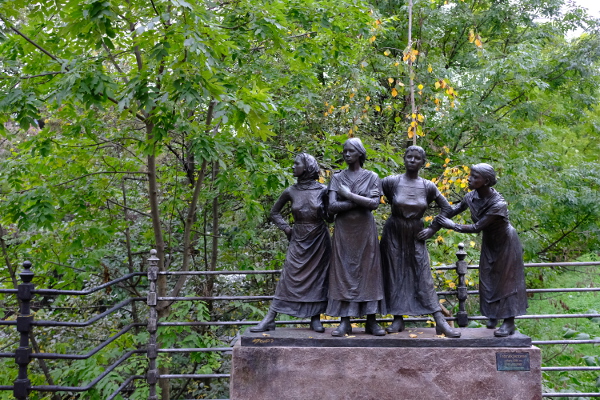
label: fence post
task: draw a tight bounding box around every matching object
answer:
[14,261,34,400]
[455,243,469,327]
[147,250,159,400]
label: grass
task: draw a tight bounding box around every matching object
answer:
[518,266,600,397]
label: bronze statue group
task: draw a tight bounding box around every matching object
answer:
[251,138,528,339]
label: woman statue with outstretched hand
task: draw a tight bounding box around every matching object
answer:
[251,153,331,333]
[326,138,385,337]
[435,163,528,337]
[380,145,461,338]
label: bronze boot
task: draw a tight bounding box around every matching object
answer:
[250,309,277,332]
[310,315,325,333]
[331,317,352,337]
[494,317,516,337]
[433,311,461,338]
[365,314,386,336]
[385,315,405,333]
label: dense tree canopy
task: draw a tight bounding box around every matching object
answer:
[0,0,599,398]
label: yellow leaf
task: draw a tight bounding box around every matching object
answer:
[375,105,381,112]
[384,50,391,56]
[448,282,456,288]
[369,36,376,43]
[475,38,482,48]
[425,162,431,167]
[470,241,476,247]
[445,158,450,164]
[366,96,371,101]
[388,77,394,84]
[417,114,424,122]
[427,64,433,73]
[391,88,398,97]
[394,62,400,66]
[435,81,440,89]
[468,29,475,43]
[411,113,416,119]
[398,81,405,86]
[349,92,355,99]
[348,128,353,135]
[409,334,418,338]
[418,84,424,90]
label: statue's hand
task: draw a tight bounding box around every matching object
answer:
[338,184,351,199]
[435,216,455,229]
[284,226,292,241]
[416,228,434,240]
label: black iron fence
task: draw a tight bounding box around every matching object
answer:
[0,246,599,399]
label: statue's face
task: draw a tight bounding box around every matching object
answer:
[293,157,305,177]
[404,149,424,171]
[343,144,360,165]
[468,170,487,190]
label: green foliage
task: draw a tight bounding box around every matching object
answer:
[0,0,598,397]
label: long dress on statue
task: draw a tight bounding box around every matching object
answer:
[270,181,331,318]
[380,175,451,315]
[326,169,384,317]
[450,189,528,319]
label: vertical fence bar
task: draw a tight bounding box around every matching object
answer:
[455,243,469,327]
[147,250,159,400]
[14,261,34,400]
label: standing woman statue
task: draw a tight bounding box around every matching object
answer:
[380,146,461,337]
[436,163,528,337]
[251,153,331,333]
[326,138,385,336]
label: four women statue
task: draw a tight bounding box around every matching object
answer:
[256,142,527,338]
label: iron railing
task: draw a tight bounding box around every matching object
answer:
[0,246,599,399]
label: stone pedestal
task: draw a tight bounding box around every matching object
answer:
[231,328,541,400]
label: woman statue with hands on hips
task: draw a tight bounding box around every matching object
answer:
[380,145,460,338]
[251,153,331,333]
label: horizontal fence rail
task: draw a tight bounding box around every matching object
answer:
[0,247,599,399]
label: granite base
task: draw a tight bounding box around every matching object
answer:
[231,328,541,400]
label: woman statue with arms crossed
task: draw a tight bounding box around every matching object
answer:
[327,138,385,337]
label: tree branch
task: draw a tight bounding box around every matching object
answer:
[107,198,152,218]
[537,214,591,256]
